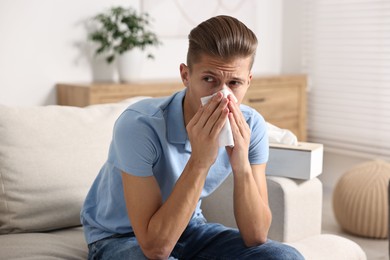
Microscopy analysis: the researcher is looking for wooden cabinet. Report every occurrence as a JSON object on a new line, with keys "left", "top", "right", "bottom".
{"left": 57, "top": 74, "right": 306, "bottom": 141}
{"left": 244, "top": 75, "right": 307, "bottom": 141}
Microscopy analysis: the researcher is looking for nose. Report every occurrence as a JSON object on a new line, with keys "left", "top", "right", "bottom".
{"left": 216, "top": 83, "right": 230, "bottom": 93}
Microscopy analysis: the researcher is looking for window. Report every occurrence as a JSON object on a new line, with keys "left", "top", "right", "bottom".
{"left": 302, "top": 0, "right": 390, "bottom": 158}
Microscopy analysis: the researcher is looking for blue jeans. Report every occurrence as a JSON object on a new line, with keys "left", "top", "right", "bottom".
{"left": 88, "top": 217, "right": 304, "bottom": 259}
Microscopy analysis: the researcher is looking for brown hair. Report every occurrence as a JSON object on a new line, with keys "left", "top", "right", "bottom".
{"left": 187, "top": 15, "right": 258, "bottom": 70}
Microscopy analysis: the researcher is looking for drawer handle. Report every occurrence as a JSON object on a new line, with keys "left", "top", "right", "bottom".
{"left": 248, "top": 98, "right": 266, "bottom": 103}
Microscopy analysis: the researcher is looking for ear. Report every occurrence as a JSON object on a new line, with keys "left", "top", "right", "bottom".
{"left": 248, "top": 72, "right": 253, "bottom": 85}
{"left": 180, "top": 63, "right": 190, "bottom": 87}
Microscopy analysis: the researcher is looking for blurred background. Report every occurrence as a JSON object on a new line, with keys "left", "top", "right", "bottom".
{"left": 0, "top": 0, "right": 388, "bottom": 258}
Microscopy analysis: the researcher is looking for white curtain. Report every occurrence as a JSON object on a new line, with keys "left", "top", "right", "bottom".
{"left": 302, "top": 0, "right": 390, "bottom": 158}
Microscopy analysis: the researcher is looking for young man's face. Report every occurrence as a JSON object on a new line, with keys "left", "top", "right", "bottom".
{"left": 180, "top": 54, "right": 253, "bottom": 119}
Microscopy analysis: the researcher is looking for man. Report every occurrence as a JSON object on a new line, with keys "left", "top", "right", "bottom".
{"left": 81, "top": 15, "right": 304, "bottom": 259}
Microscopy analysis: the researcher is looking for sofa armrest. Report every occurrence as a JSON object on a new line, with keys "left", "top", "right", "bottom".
{"left": 201, "top": 175, "right": 323, "bottom": 243}
{"left": 266, "top": 176, "right": 322, "bottom": 242}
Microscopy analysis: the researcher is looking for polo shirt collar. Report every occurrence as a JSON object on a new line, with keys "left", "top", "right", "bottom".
{"left": 167, "top": 89, "right": 188, "bottom": 145}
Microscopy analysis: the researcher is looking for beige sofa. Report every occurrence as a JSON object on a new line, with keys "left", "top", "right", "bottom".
{"left": 0, "top": 98, "right": 366, "bottom": 259}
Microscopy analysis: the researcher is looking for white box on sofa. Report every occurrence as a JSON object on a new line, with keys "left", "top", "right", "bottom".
{"left": 266, "top": 142, "right": 324, "bottom": 180}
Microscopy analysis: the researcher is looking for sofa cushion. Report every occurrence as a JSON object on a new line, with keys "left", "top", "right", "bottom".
{"left": 0, "top": 227, "right": 87, "bottom": 259}
{"left": 0, "top": 97, "right": 147, "bottom": 234}
{"left": 287, "top": 234, "right": 367, "bottom": 260}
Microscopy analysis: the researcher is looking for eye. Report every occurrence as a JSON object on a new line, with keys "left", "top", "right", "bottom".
{"left": 203, "top": 76, "right": 215, "bottom": 83}
{"left": 228, "top": 80, "right": 243, "bottom": 88}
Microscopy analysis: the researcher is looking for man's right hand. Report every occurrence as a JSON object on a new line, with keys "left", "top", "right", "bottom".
{"left": 186, "top": 91, "right": 229, "bottom": 169}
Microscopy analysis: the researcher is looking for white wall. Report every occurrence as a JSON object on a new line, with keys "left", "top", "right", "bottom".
{"left": 281, "top": 0, "right": 304, "bottom": 74}
{"left": 0, "top": 0, "right": 284, "bottom": 106}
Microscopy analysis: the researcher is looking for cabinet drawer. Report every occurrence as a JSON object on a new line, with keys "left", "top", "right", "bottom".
{"left": 243, "top": 86, "right": 300, "bottom": 120}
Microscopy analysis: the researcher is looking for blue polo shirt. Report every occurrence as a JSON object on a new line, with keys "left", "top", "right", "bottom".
{"left": 80, "top": 89, "right": 269, "bottom": 244}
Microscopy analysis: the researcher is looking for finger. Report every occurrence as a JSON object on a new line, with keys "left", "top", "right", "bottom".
{"left": 204, "top": 97, "right": 229, "bottom": 135}
{"left": 209, "top": 107, "right": 229, "bottom": 138}
{"left": 225, "top": 145, "right": 233, "bottom": 157}
{"left": 227, "top": 93, "right": 237, "bottom": 103}
{"left": 228, "top": 101, "right": 249, "bottom": 137}
{"left": 187, "top": 105, "right": 204, "bottom": 129}
{"left": 228, "top": 100, "right": 243, "bottom": 127}
{"left": 197, "top": 92, "right": 224, "bottom": 128}
{"left": 228, "top": 111, "right": 240, "bottom": 136}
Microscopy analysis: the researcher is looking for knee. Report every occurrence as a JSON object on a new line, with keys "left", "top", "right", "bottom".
{"left": 263, "top": 241, "right": 304, "bottom": 260}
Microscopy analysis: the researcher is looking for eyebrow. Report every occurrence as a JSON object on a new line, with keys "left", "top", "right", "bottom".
{"left": 201, "top": 70, "right": 245, "bottom": 82}
{"left": 201, "top": 70, "right": 219, "bottom": 76}
{"left": 231, "top": 77, "right": 245, "bottom": 82}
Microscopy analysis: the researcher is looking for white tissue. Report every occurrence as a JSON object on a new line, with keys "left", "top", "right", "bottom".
{"left": 267, "top": 122, "right": 298, "bottom": 146}
{"left": 200, "top": 89, "right": 238, "bottom": 147}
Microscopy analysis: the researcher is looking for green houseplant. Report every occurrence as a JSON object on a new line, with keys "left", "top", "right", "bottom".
{"left": 89, "top": 6, "right": 161, "bottom": 64}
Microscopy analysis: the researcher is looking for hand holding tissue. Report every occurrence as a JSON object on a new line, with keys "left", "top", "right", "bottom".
{"left": 200, "top": 89, "right": 238, "bottom": 147}
{"left": 199, "top": 90, "right": 324, "bottom": 180}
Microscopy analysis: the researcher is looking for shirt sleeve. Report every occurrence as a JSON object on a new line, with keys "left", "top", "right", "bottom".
{"left": 247, "top": 108, "right": 269, "bottom": 165}
{"left": 107, "top": 109, "right": 160, "bottom": 177}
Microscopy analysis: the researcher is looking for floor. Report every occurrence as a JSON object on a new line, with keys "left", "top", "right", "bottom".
{"left": 319, "top": 151, "right": 388, "bottom": 260}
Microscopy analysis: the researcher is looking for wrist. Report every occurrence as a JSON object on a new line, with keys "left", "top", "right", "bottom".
{"left": 232, "top": 162, "right": 252, "bottom": 177}
{"left": 187, "top": 156, "right": 212, "bottom": 174}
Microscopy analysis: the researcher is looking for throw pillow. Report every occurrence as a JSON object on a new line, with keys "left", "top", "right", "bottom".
{"left": 0, "top": 97, "right": 147, "bottom": 234}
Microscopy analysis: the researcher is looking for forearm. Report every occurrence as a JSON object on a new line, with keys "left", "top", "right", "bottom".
{"left": 136, "top": 93, "right": 228, "bottom": 258}
{"left": 142, "top": 158, "right": 209, "bottom": 257}
{"left": 233, "top": 168, "right": 272, "bottom": 246}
